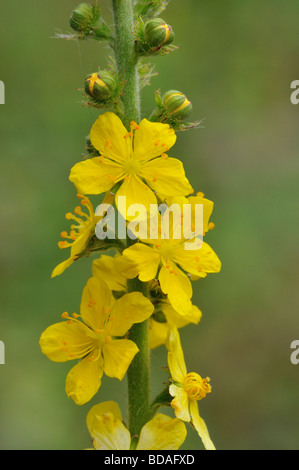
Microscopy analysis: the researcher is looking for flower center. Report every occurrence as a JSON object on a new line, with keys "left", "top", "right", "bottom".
{"left": 183, "top": 373, "right": 211, "bottom": 401}
{"left": 158, "top": 242, "right": 175, "bottom": 261}
{"left": 122, "top": 158, "right": 141, "bottom": 176}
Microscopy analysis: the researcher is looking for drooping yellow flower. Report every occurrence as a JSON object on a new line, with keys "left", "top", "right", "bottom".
{"left": 123, "top": 198, "right": 221, "bottom": 316}
{"left": 149, "top": 298, "right": 202, "bottom": 349}
{"left": 39, "top": 277, "right": 154, "bottom": 405}
{"left": 51, "top": 194, "right": 99, "bottom": 278}
{"left": 86, "top": 401, "right": 187, "bottom": 450}
{"left": 167, "top": 328, "right": 215, "bottom": 450}
{"left": 69, "top": 112, "right": 193, "bottom": 218}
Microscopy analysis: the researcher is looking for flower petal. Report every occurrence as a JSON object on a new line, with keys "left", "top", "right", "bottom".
{"left": 86, "top": 401, "right": 130, "bottom": 451}
{"left": 51, "top": 257, "right": 74, "bottom": 278}
{"left": 158, "top": 262, "right": 193, "bottom": 316}
{"left": 92, "top": 254, "right": 139, "bottom": 291}
{"left": 167, "top": 328, "right": 187, "bottom": 383}
{"left": 102, "top": 339, "right": 139, "bottom": 380}
{"left": 65, "top": 353, "right": 104, "bottom": 405}
{"left": 90, "top": 112, "right": 131, "bottom": 163}
{"left": 173, "top": 241, "right": 221, "bottom": 277}
{"left": 109, "top": 292, "right": 154, "bottom": 337}
{"left": 80, "top": 277, "right": 115, "bottom": 332}
{"left": 162, "top": 302, "right": 202, "bottom": 327}
{"left": 189, "top": 400, "right": 216, "bottom": 450}
{"left": 115, "top": 175, "right": 157, "bottom": 220}
{"left": 69, "top": 157, "right": 123, "bottom": 195}
{"left": 92, "top": 413, "right": 131, "bottom": 450}
{"left": 140, "top": 156, "right": 193, "bottom": 197}
{"left": 39, "top": 321, "right": 95, "bottom": 362}
{"left": 87, "top": 401, "right": 123, "bottom": 434}
{"left": 123, "top": 243, "right": 161, "bottom": 282}
{"left": 169, "top": 384, "right": 191, "bottom": 422}
{"left": 149, "top": 320, "right": 169, "bottom": 350}
{"left": 133, "top": 119, "right": 176, "bottom": 163}
{"left": 137, "top": 414, "right": 187, "bottom": 450}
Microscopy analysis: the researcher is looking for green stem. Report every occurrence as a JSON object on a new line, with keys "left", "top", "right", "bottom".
{"left": 126, "top": 278, "right": 152, "bottom": 437}
{"left": 112, "top": 0, "right": 151, "bottom": 437}
{"left": 112, "top": 0, "right": 140, "bottom": 128}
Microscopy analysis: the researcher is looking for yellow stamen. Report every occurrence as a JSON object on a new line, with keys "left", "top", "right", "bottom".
{"left": 184, "top": 373, "right": 211, "bottom": 401}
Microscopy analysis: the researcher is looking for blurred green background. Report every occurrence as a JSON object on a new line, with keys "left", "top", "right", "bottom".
{"left": 0, "top": 0, "right": 298, "bottom": 450}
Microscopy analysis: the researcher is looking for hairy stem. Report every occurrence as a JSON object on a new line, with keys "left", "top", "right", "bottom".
{"left": 112, "top": 0, "right": 140, "bottom": 128}
{"left": 112, "top": 0, "right": 151, "bottom": 437}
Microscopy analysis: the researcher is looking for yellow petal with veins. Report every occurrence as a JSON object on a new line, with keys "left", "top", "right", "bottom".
{"left": 102, "top": 339, "right": 139, "bottom": 381}
{"left": 109, "top": 292, "right": 154, "bottom": 337}
{"left": 65, "top": 353, "right": 104, "bottom": 405}
{"left": 140, "top": 156, "right": 193, "bottom": 197}
{"left": 90, "top": 112, "right": 131, "bottom": 163}
{"left": 69, "top": 157, "right": 124, "bottom": 195}
{"left": 133, "top": 118, "right": 176, "bottom": 163}
{"left": 137, "top": 414, "right": 187, "bottom": 450}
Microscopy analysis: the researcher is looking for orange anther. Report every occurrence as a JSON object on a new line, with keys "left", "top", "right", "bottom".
{"left": 58, "top": 241, "right": 68, "bottom": 249}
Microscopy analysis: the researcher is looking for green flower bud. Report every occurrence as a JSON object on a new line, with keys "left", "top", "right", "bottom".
{"left": 85, "top": 71, "right": 116, "bottom": 102}
{"left": 69, "top": 3, "right": 100, "bottom": 33}
{"left": 144, "top": 18, "right": 175, "bottom": 48}
{"left": 92, "top": 18, "right": 112, "bottom": 40}
{"left": 162, "top": 90, "right": 192, "bottom": 120}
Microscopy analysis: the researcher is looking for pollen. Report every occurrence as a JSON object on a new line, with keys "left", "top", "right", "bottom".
{"left": 130, "top": 121, "right": 139, "bottom": 130}
{"left": 74, "top": 206, "right": 83, "bottom": 215}
{"left": 58, "top": 241, "right": 69, "bottom": 249}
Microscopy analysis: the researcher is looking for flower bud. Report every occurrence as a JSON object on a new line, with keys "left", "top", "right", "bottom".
{"left": 69, "top": 3, "right": 100, "bottom": 33}
{"left": 162, "top": 90, "right": 192, "bottom": 120}
{"left": 85, "top": 71, "right": 116, "bottom": 102}
{"left": 144, "top": 18, "right": 175, "bottom": 49}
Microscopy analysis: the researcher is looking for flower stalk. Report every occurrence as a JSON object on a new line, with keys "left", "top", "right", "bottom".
{"left": 112, "top": 0, "right": 151, "bottom": 437}
{"left": 112, "top": 0, "right": 140, "bottom": 128}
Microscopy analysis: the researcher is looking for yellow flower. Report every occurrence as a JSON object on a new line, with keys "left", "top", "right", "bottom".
{"left": 86, "top": 401, "right": 187, "bottom": 450}
{"left": 39, "top": 277, "right": 154, "bottom": 405}
{"left": 69, "top": 112, "right": 193, "bottom": 218}
{"left": 51, "top": 194, "right": 98, "bottom": 278}
{"left": 149, "top": 300, "right": 202, "bottom": 349}
{"left": 123, "top": 199, "right": 221, "bottom": 316}
{"left": 92, "top": 254, "right": 139, "bottom": 291}
{"left": 167, "top": 328, "right": 215, "bottom": 450}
